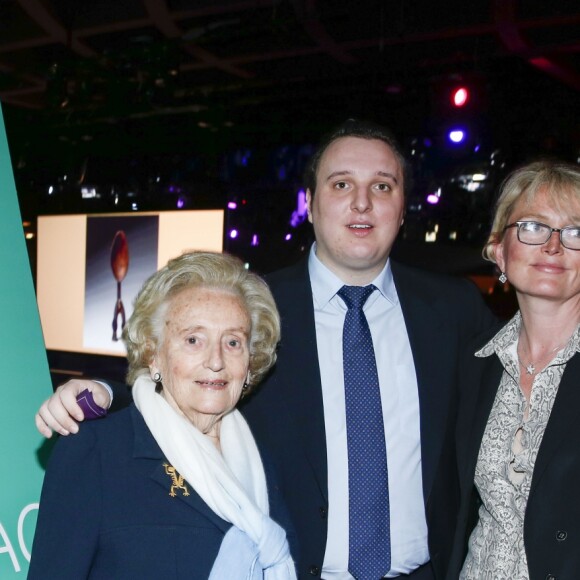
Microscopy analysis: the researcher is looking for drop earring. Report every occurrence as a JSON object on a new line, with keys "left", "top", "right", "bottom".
{"left": 499, "top": 272, "right": 507, "bottom": 284}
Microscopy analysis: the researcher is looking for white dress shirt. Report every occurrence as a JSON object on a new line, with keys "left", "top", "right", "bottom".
{"left": 308, "top": 245, "right": 429, "bottom": 578}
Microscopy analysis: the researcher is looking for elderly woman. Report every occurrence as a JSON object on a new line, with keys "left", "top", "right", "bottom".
{"left": 448, "top": 160, "right": 580, "bottom": 579}
{"left": 29, "top": 251, "right": 296, "bottom": 579}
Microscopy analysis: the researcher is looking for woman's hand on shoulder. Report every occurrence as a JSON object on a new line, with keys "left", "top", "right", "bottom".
{"left": 35, "top": 379, "right": 111, "bottom": 438}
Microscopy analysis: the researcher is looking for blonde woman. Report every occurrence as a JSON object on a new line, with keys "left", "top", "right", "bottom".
{"left": 449, "top": 161, "right": 580, "bottom": 579}
{"left": 29, "top": 252, "right": 296, "bottom": 579}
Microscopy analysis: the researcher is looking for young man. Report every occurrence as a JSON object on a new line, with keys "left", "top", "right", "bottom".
{"left": 36, "top": 120, "right": 496, "bottom": 579}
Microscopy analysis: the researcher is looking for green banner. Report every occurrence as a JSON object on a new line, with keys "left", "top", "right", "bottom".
{"left": 0, "top": 105, "right": 52, "bottom": 576}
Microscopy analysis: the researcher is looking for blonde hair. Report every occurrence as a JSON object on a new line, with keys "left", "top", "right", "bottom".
{"left": 484, "top": 160, "right": 580, "bottom": 263}
{"left": 123, "top": 251, "right": 280, "bottom": 394}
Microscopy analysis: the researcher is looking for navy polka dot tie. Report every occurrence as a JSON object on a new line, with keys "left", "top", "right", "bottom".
{"left": 338, "top": 285, "right": 390, "bottom": 580}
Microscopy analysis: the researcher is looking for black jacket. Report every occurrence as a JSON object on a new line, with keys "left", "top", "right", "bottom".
{"left": 448, "top": 324, "right": 580, "bottom": 580}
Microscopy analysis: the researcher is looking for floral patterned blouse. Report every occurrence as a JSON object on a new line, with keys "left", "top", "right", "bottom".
{"left": 460, "top": 311, "right": 580, "bottom": 580}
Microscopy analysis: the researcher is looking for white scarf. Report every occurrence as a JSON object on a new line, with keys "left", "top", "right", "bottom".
{"left": 132, "top": 375, "right": 296, "bottom": 580}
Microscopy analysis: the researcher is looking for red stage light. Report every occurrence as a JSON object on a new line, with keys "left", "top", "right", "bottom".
{"left": 451, "top": 87, "right": 469, "bottom": 107}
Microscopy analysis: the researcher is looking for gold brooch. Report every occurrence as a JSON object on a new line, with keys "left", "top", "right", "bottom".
{"left": 163, "top": 463, "right": 190, "bottom": 497}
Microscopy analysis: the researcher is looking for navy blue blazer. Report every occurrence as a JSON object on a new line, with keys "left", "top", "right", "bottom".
{"left": 447, "top": 326, "right": 580, "bottom": 580}
{"left": 240, "top": 257, "right": 496, "bottom": 579}
{"left": 102, "top": 256, "right": 496, "bottom": 579}
{"left": 29, "top": 404, "right": 296, "bottom": 579}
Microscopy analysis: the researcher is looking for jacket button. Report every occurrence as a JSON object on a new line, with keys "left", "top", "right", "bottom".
{"left": 319, "top": 507, "right": 327, "bottom": 519}
{"left": 556, "top": 530, "right": 567, "bottom": 541}
{"left": 309, "top": 565, "right": 320, "bottom": 576}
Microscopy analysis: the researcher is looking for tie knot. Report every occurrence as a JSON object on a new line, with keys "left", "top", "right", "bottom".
{"left": 338, "top": 285, "right": 376, "bottom": 310}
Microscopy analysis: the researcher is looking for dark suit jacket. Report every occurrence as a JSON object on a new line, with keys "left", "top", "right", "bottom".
{"left": 448, "top": 325, "right": 580, "bottom": 579}
{"left": 239, "top": 257, "right": 496, "bottom": 579}
{"left": 29, "top": 404, "right": 295, "bottom": 579}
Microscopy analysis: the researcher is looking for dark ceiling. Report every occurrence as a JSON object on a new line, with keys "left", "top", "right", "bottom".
{"left": 0, "top": 0, "right": 578, "bottom": 160}
{"left": 0, "top": 0, "right": 578, "bottom": 284}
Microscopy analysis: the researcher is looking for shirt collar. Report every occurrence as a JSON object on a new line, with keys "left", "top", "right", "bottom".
{"left": 476, "top": 310, "right": 580, "bottom": 362}
{"left": 476, "top": 311, "right": 522, "bottom": 358}
{"left": 307, "top": 243, "right": 398, "bottom": 309}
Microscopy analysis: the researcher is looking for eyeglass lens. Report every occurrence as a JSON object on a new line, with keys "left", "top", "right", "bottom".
{"left": 518, "top": 222, "right": 580, "bottom": 250}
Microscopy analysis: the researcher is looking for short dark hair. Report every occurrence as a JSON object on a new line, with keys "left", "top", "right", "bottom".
{"left": 304, "top": 119, "right": 407, "bottom": 197}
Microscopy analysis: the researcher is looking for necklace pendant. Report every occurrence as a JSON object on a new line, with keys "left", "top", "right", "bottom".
{"left": 526, "top": 363, "right": 535, "bottom": 375}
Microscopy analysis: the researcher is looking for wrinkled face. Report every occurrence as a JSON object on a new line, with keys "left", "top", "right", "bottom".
{"left": 495, "top": 188, "right": 580, "bottom": 305}
{"left": 307, "top": 136, "right": 405, "bottom": 284}
{"left": 151, "top": 286, "right": 251, "bottom": 436}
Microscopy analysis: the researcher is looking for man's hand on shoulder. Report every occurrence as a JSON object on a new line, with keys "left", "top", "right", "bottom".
{"left": 35, "top": 379, "right": 111, "bottom": 438}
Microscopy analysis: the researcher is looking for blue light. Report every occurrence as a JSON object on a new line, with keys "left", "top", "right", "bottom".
{"left": 229, "top": 229, "right": 238, "bottom": 239}
{"left": 448, "top": 129, "right": 466, "bottom": 144}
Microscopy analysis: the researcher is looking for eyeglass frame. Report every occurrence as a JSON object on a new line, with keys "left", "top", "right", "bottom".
{"left": 504, "top": 220, "right": 580, "bottom": 251}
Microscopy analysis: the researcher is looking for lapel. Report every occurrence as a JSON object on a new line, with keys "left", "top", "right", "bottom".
{"left": 129, "top": 405, "right": 231, "bottom": 534}
{"left": 457, "top": 345, "right": 580, "bottom": 498}
{"left": 457, "top": 350, "right": 503, "bottom": 490}
{"left": 391, "top": 262, "right": 458, "bottom": 501}
{"left": 529, "top": 353, "right": 580, "bottom": 498}
{"left": 268, "top": 258, "right": 329, "bottom": 501}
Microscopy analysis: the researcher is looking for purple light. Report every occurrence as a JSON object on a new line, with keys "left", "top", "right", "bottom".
{"left": 285, "top": 233, "right": 292, "bottom": 241}
{"left": 177, "top": 197, "right": 185, "bottom": 209}
{"left": 227, "top": 201, "right": 237, "bottom": 210}
{"left": 290, "top": 189, "right": 308, "bottom": 227}
{"left": 251, "top": 234, "right": 259, "bottom": 246}
{"left": 426, "top": 187, "right": 442, "bottom": 205}
{"left": 229, "top": 229, "right": 238, "bottom": 239}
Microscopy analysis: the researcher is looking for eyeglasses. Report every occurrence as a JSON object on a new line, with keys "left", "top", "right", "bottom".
{"left": 504, "top": 221, "right": 580, "bottom": 251}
